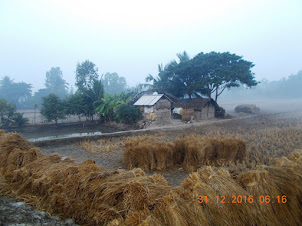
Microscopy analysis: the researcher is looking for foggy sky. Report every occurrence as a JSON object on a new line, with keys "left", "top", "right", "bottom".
{"left": 0, "top": 0, "right": 301, "bottom": 92}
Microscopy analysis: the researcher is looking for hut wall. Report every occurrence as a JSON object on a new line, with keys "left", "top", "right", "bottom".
{"left": 154, "top": 109, "right": 171, "bottom": 124}
{"left": 144, "top": 106, "right": 154, "bottom": 113}
{"left": 155, "top": 99, "right": 171, "bottom": 110}
{"left": 201, "top": 105, "right": 215, "bottom": 119}
{"left": 194, "top": 110, "right": 201, "bottom": 121}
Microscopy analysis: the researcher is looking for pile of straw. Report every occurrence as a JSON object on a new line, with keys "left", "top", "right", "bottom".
{"left": 1, "top": 131, "right": 302, "bottom": 225}
{"left": 0, "top": 132, "right": 174, "bottom": 225}
{"left": 124, "top": 135, "right": 247, "bottom": 172}
{"left": 124, "top": 136, "right": 175, "bottom": 171}
{"left": 181, "top": 108, "right": 194, "bottom": 121}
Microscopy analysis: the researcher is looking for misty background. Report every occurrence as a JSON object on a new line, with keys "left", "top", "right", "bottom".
{"left": 0, "top": 0, "right": 301, "bottom": 112}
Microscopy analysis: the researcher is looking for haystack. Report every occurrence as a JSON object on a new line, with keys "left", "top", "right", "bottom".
{"left": 124, "top": 136, "right": 174, "bottom": 171}
{"left": 181, "top": 108, "right": 194, "bottom": 121}
{"left": 234, "top": 104, "right": 260, "bottom": 114}
{"left": 237, "top": 164, "right": 302, "bottom": 225}
{"left": 1, "top": 131, "right": 302, "bottom": 225}
{"left": 0, "top": 132, "right": 175, "bottom": 225}
{"left": 124, "top": 135, "right": 247, "bottom": 172}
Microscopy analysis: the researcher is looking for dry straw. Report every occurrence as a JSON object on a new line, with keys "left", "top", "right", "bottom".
{"left": 124, "top": 135, "right": 247, "bottom": 172}
{"left": 1, "top": 130, "right": 302, "bottom": 225}
{"left": 181, "top": 108, "right": 194, "bottom": 121}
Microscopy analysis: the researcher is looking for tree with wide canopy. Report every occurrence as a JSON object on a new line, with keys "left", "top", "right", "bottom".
{"left": 146, "top": 51, "right": 258, "bottom": 102}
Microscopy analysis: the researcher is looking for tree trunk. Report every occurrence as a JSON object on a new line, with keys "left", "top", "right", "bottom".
{"left": 207, "top": 89, "right": 211, "bottom": 99}
{"left": 215, "top": 88, "right": 218, "bottom": 102}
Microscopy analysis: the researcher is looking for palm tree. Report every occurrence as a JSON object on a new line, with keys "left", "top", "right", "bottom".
{"left": 144, "top": 51, "right": 190, "bottom": 95}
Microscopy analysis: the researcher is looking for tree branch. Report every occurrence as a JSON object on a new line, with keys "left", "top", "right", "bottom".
{"left": 217, "top": 85, "right": 227, "bottom": 96}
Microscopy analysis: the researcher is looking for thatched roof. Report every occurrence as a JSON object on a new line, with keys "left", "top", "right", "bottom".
{"left": 173, "top": 98, "right": 216, "bottom": 110}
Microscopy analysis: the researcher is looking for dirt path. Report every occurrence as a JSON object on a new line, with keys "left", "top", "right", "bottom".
{"left": 0, "top": 196, "right": 77, "bottom": 225}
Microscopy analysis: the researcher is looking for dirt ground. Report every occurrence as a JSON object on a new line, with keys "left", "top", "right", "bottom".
{"left": 1, "top": 110, "right": 302, "bottom": 225}
{"left": 0, "top": 196, "right": 77, "bottom": 226}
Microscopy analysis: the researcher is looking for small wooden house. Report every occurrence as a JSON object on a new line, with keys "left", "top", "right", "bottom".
{"left": 133, "top": 93, "right": 173, "bottom": 124}
{"left": 173, "top": 98, "right": 216, "bottom": 121}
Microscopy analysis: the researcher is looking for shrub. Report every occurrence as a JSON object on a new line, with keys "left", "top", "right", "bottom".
{"left": 115, "top": 104, "right": 142, "bottom": 124}
{"left": 12, "top": 112, "right": 29, "bottom": 127}
{"left": 215, "top": 106, "right": 226, "bottom": 118}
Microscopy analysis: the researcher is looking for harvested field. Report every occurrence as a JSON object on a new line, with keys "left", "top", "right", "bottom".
{"left": 1, "top": 112, "right": 302, "bottom": 225}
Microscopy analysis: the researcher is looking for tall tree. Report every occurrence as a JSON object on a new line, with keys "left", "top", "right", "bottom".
{"left": 102, "top": 72, "right": 127, "bottom": 95}
{"left": 146, "top": 51, "right": 258, "bottom": 102}
{"left": 0, "top": 76, "right": 32, "bottom": 109}
{"left": 32, "top": 88, "right": 50, "bottom": 108}
{"left": 84, "top": 79, "right": 104, "bottom": 108}
{"left": 145, "top": 51, "right": 190, "bottom": 97}
{"left": 45, "top": 67, "right": 68, "bottom": 98}
{"left": 75, "top": 60, "right": 99, "bottom": 92}
{"left": 65, "top": 79, "right": 104, "bottom": 121}
{"left": 186, "top": 52, "right": 258, "bottom": 101}
{"left": 40, "top": 94, "right": 65, "bottom": 124}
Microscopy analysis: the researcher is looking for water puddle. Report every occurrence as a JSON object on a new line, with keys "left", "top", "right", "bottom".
{"left": 28, "top": 131, "right": 102, "bottom": 142}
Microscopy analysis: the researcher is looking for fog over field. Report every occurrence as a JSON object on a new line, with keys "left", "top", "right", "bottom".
{"left": 0, "top": 0, "right": 302, "bottom": 92}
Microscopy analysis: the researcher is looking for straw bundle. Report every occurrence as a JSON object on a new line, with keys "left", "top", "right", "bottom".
{"left": 1, "top": 131, "right": 302, "bottom": 225}
{"left": 0, "top": 132, "right": 175, "bottom": 225}
{"left": 181, "top": 108, "right": 194, "bottom": 121}
{"left": 181, "top": 166, "right": 262, "bottom": 225}
{"left": 124, "top": 135, "right": 247, "bottom": 172}
{"left": 124, "top": 136, "right": 174, "bottom": 171}
{"left": 237, "top": 163, "right": 302, "bottom": 225}
{"left": 0, "top": 132, "right": 37, "bottom": 174}
{"left": 180, "top": 136, "right": 246, "bottom": 171}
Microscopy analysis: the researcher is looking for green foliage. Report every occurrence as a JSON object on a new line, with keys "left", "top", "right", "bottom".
{"left": 65, "top": 79, "right": 104, "bottom": 120}
{"left": 0, "top": 76, "right": 32, "bottom": 109}
{"left": 102, "top": 72, "right": 127, "bottom": 95}
{"left": 64, "top": 93, "right": 84, "bottom": 117}
{"left": 0, "top": 98, "right": 28, "bottom": 128}
{"left": 32, "top": 88, "right": 49, "bottom": 109}
{"left": 146, "top": 51, "right": 258, "bottom": 102}
{"left": 12, "top": 112, "right": 29, "bottom": 127}
{"left": 40, "top": 94, "right": 65, "bottom": 124}
{"left": 185, "top": 52, "right": 257, "bottom": 101}
{"left": 45, "top": 67, "right": 69, "bottom": 98}
{"left": 96, "top": 93, "right": 130, "bottom": 122}
{"left": 83, "top": 79, "right": 104, "bottom": 109}
{"left": 115, "top": 104, "right": 142, "bottom": 124}
{"left": 76, "top": 60, "right": 99, "bottom": 92}
{"left": 33, "top": 67, "right": 69, "bottom": 109}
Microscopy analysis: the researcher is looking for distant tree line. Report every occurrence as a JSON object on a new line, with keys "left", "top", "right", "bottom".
{"left": 0, "top": 60, "right": 134, "bottom": 127}
{"left": 3, "top": 51, "right": 300, "bottom": 127}
{"left": 221, "top": 70, "right": 302, "bottom": 99}
{"left": 39, "top": 60, "right": 140, "bottom": 125}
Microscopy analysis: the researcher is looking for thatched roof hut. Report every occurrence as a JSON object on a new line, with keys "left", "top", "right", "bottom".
{"left": 173, "top": 98, "right": 216, "bottom": 110}
{"left": 173, "top": 98, "right": 218, "bottom": 120}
